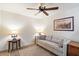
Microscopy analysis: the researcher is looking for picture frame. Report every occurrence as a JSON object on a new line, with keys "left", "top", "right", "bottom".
{"left": 54, "top": 16, "right": 74, "bottom": 31}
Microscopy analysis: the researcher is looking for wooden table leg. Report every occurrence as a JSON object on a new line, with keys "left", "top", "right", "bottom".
{"left": 16, "top": 41, "right": 18, "bottom": 49}
{"left": 8, "top": 41, "right": 10, "bottom": 52}
{"left": 12, "top": 42, "right": 13, "bottom": 51}
{"left": 18, "top": 39, "right": 21, "bottom": 49}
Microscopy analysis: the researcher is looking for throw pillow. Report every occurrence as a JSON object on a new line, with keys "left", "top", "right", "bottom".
{"left": 46, "top": 36, "right": 53, "bottom": 41}
{"left": 39, "top": 35, "right": 46, "bottom": 40}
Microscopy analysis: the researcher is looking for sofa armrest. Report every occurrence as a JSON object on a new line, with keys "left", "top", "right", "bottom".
{"left": 62, "top": 39, "right": 71, "bottom": 56}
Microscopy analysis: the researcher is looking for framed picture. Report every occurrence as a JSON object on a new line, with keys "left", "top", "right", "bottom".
{"left": 54, "top": 16, "right": 74, "bottom": 31}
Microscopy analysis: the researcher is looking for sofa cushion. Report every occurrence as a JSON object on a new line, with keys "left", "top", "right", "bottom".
{"left": 51, "top": 38, "right": 64, "bottom": 48}
{"left": 37, "top": 40, "right": 63, "bottom": 52}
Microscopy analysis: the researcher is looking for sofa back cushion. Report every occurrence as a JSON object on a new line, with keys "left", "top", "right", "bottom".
{"left": 51, "top": 38, "right": 64, "bottom": 48}
{"left": 39, "top": 35, "right": 46, "bottom": 40}
{"left": 46, "top": 35, "right": 53, "bottom": 41}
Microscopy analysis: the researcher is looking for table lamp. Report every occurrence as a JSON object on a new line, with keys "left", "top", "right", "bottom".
{"left": 11, "top": 34, "right": 17, "bottom": 40}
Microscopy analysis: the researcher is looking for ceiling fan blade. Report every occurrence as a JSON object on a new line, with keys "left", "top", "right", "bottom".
{"left": 35, "top": 11, "right": 41, "bottom": 15}
{"left": 44, "top": 7, "right": 59, "bottom": 10}
{"left": 42, "top": 10, "right": 48, "bottom": 16}
{"left": 27, "top": 8, "right": 39, "bottom": 10}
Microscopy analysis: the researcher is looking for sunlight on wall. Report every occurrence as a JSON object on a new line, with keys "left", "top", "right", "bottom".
{"left": 6, "top": 24, "right": 23, "bottom": 34}
{"left": 34, "top": 24, "right": 46, "bottom": 33}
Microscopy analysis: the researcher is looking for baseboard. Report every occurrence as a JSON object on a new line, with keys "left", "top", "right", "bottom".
{"left": 0, "top": 42, "right": 35, "bottom": 53}
{"left": 0, "top": 49, "right": 8, "bottom": 53}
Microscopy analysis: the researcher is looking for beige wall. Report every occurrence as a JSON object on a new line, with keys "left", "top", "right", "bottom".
{"left": 53, "top": 6, "right": 79, "bottom": 42}
{"left": 0, "top": 10, "right": 53, "bottom": 51}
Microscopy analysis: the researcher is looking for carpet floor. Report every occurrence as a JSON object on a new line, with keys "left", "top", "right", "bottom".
{"left": 0, "top": 45, "right": 55, "bottom": 56}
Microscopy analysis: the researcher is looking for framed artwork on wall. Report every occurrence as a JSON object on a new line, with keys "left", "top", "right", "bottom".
{"left": 54, "top": 16, "right": 74, "bottom": 31}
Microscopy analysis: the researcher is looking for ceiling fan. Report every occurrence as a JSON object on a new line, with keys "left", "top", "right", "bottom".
{"left": 26, "top": 3, "right": 59, "bottom": 16}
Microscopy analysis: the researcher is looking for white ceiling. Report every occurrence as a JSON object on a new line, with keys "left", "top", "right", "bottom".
{"left": 0, "top": 3, "right": 79, "bottom": 18}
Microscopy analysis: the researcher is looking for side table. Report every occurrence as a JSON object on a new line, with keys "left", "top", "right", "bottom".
{"left": 8, "top": 39, "right": 21, "bottom": 52}
{"left": 67, "top": 41, "right": 79, "bottom": 56}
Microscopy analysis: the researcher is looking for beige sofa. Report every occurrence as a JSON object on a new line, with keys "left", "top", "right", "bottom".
{"left": 36, "top": 35, "right": 70, "bottom": 56}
